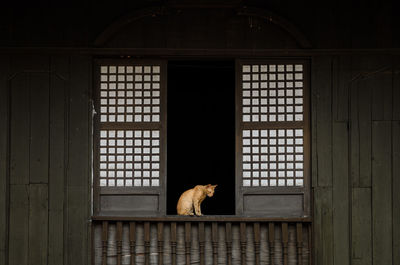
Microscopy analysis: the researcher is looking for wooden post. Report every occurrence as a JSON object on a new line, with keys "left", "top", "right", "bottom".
{"left": 198, "top": 222, "right": 205, "bottom": 265}
{"left": 157, "top": 222, "right": 164, "bottom": 265}
{"left": 116, "top": 222, "right": 123, "bottom": 265}
{"left": 254, "top": 223, "right": 261, "bottom": 265}
{"left": 296, "top": 223, "right": 303, "bottom": 265}
{"left": 102, "top": 221, "right": 108, "bottom": 265}
{"left": 185, "top": 222, "right": 191, "bottom": 265}
{"left": 282, "top": 223, "right": 288, "bottom": 265}
{"left": 129, "top": 222, "right": 136, "bottom": 265}
{"left": 225, "top": 222, "right": 232, "bottom": 265}
{"left": 171, "top": 222, "right": 177, "bottom": 265}
{"left": 144, "top": 222, "right": 150, "bottom": 265}
{"left": 212, "top": 222, "right": 218, "bottom": 265}
{"left": 269, "top": 222, "right": 275, "bottom": 265}
{"left": 240, "top": 222, "right": 247, "bottom": 265}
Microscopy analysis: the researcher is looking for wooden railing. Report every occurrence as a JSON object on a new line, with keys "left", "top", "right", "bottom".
{"left": 92, "top": 216, "right": 312, "bottom": 265}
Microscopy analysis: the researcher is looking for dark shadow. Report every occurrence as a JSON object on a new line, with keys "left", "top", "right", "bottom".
{"left": 167, "top": 60, "right": 236, "bottom": 215}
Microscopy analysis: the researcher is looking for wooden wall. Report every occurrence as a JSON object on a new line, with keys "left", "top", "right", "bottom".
{"left": 311, "top": 54, "right": 400, "bottom": 265}
{"left": 1, "top": 0, "right": 399, "bottom": 48}
{"left": 1, "top": 52, "right": 399, "bottom": 265}
{"left": 0, "top": 54, "right": 92, "bottom": 265}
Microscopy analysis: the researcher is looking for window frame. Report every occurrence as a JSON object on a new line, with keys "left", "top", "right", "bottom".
{"left": 92, "top": 57, "right": 311, "bottom": 217}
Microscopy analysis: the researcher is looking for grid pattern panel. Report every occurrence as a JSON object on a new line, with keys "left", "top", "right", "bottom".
{"left": 99, "top": 129, "right": 160, "bottom": 187}
{"left": 100, "top": 65, "right": 161, "bottom": 123}
{"left": 242, "top": 64, "right": 304, "bottom": 122}
{"left": 242, "top": 129, "right": 304, "bottom": 187}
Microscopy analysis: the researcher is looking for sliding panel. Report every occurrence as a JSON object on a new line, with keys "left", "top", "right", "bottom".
{"left": 94, "top": 60, "right": 167, "bottom": 216}
{"left": 236, "top": 59, "right": 310, "bottom": 217}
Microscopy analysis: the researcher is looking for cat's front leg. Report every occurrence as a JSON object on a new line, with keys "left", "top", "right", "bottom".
{"left": 194, "top": 200, "right": 203, "bottom": 216}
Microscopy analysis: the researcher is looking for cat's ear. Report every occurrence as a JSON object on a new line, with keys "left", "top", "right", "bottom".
{"left": 212, "top": 184, "right": 217, "bottom": 189}
{"left": 206, "top": 184, "right": 212, "bottom": 187}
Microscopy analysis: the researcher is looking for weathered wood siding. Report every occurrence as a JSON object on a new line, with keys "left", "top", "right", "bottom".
{"left": 311, "top": 54, "right": 400, "bottom": 265}
{"left": 0, "top": 54, "right": 92, "bottom": 265}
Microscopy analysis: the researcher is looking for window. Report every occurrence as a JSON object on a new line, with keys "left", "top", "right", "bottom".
{"left": 236, "top": 60, "right": 310, "bottom": 216}
{"left": 93, "top": 59, "right": 310, "bottom": 217}
{"left": 94, "top": 60, "right": 167, "bottom": 216}
{"left": 166, "top": 61, "right": 236, "bottom": 215}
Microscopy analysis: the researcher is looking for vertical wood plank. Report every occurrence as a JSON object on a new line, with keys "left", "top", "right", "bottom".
{"left": 225, "top": 223, "right": 232, "bottom": 265}
{"left": 371, "top": 59, "right": 385, "bottom": 121}
{"left": 382, "top": 62, "right": 393, "bottom": 121}
{"left": 198, "top": 222, "right": 205, "bottom": 265}
{"left": 102, "top": 221, "right": 108, "bottom": 265}
{"left": 372, "top": 121, "right": 392, "bottom": 265}
{"left": 393, "top": 59, "right": 400, "bottom": 120}
{"left": 27, "top": 67, "right": 50, "bottom": 265}
{"left": 29, "top": 72, "right": 49, "bottom": 184}
{"left": 333, "top": 55, "right": 351, "bottom": 122}
{"left": 171, "top": 222, "right": 177, "bottom": 265}
{"left": 281, "top": 223, "right": 288, "bottom": 265}
{"left": 129, "top": 222, "right": 136, "bottom": 265}
{"left": 9, "top": 55, "right": 50, "bottom": 265}
{"left": 350, "top": 74, "right": 360, "bottom": 187}
{"left": 313, "top": 187, "right": 333, "bottom": 265}
{"left": 211, "top": 222, "right": 218, "bottom": 265}
{"left": 185, "top": 222, "right": 191, "bottom": 265}
{"left": 355, "top": 64, "right": 373, "bottom": 187}
{"left": 393, "top": 122, "right": 400, "bottom": 265}
{"left": 8, "top": 57, "right": 31, "bottom": 265}
{"left": 332, "top": 122, "right": 350, "bottom": 265}
{"left": 67, "top": 55, "right": 90, "bottom": 265}
{"left": 0, "top": 54, "right": 10, "bottom": 265}
{"left": 8, "top": 185, "right": 29, "bottom": 265}
{"left": 351, "top": 56, "right": 376, "bottom": 187}
{"left": 351, "top": 188, "right": 372, "bottom": 265}
{"left": 48, "top": 55, "right": 69, "bottom": 265}
{"left": 253, "top": 223, "right": 260, "bottom": 265}
{"left": 116, "top": 222, "right": 123, "bottom": 265}
{"left": 9, "top": 72, "right": 30, "bottom": 186}
{"left": 371, "top": 57, "right": 393, "bottom": 121}
{"left": 313, "top": 56, "right": 333, "bottom": 187}
{"left": 144, "top": 222, "right": 150, "bottom": 265}
{"left": 28, "top": 184, "right": 49, "bottom": 265}
{"left": 268, "top": 223, "right": 275, "bottom": 265}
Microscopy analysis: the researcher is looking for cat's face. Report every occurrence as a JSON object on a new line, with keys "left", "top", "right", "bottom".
{"left": 206, "top": 184, "right": 217, "bottom": 197}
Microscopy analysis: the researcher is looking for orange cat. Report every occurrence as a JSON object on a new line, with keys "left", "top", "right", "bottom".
{"left": 177, "top": 184, "right": 217, "bottom": 216}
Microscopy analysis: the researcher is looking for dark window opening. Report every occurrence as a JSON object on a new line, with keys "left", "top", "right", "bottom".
{"left": 167, "top": 60, "right": 236, "bottom": 215}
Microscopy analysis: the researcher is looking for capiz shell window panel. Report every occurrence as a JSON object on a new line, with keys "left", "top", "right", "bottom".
{"left": 242, "top": 128, "right": 304, "bottom": 187}
{"left": 241, "top": 64, "right": 304, "bottom": 123}
{"left": 100, "top": 65, "right": 161, "bottom": 123}
{"left": 97, "top": 62, "right": 165, "bottom": 188}
{"left": 94, "top": 60, "right": 166, "bottom": 216}
{"left": 236, "top": 60, "right": 310, "bottom": 217}
{"left": 99, "top": 129, "right": 161, "bottom": 187}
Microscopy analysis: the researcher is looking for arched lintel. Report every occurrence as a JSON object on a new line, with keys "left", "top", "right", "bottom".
{"left": 236, "top": 6, "right": 312, "bottom": 49}
{"left": 94, "top": 6, "right": 167, "bottom": 47}
{"left": 94, "top": 5, "right": 312, "bottom": 49}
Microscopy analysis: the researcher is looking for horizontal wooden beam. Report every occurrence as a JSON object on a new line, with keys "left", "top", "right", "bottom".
{"left": 1, "top": 47, "right": 400, "bottom": 56}
{"left": 91, "top": 215, "right": 312, "bottom": 222}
